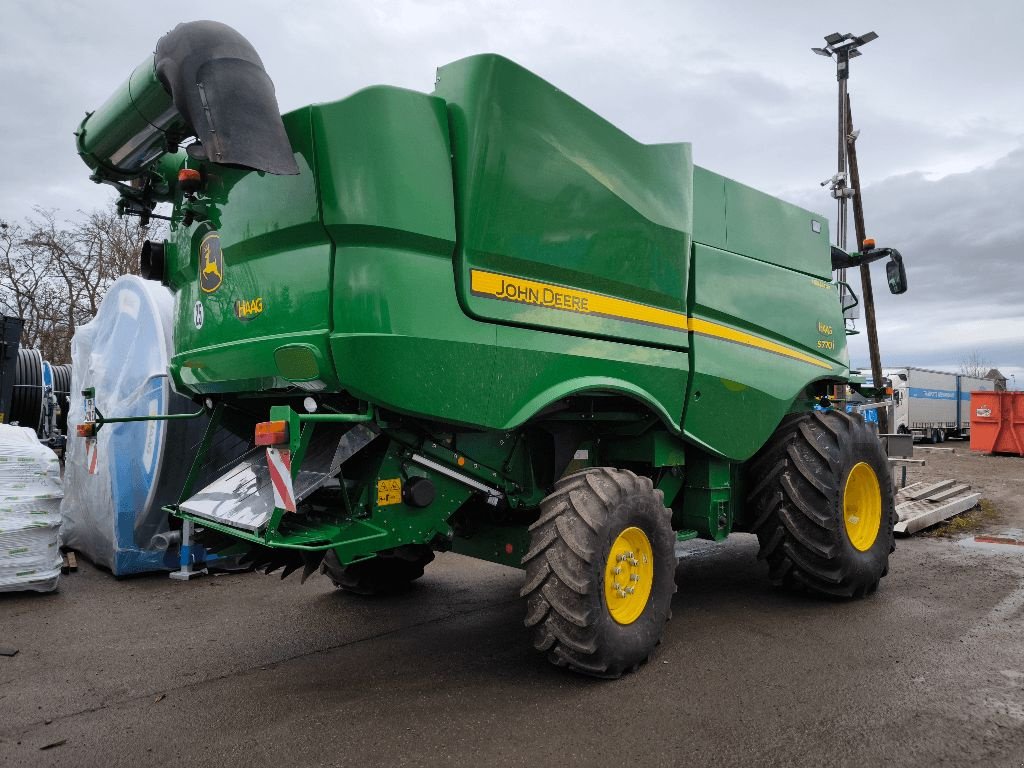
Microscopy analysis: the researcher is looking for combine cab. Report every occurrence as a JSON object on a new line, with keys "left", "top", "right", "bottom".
{"left": 76, "top": 21, "right": 906, "bottom": 677}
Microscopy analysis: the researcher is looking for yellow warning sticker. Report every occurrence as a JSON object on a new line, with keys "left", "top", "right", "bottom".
{"left": 376, "top": 478, "right": 402, "bottom": 506}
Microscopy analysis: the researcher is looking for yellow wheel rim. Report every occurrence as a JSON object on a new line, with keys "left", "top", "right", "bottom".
{"left": 843, "top": 462, "right": 882, "bottom": 551}
{"left": 603, "top": 526, "right": 654, "bottom": 625}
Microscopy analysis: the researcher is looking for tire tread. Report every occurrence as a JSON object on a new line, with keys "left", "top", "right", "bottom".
{"left": 746, "top": 409, "right": 895, "bottom": 597}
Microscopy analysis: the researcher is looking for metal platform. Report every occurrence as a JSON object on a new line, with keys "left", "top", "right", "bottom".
{"left": 894, "top": 479, "right": 980, "bottom": 535}
{"left": 179, "top": 424, "right": 378, "bottom": 531}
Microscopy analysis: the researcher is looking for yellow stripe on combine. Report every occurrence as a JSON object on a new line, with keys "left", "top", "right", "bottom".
{"left": 470, "top": 269, "right": 688, "bottom": 331}
{"left": 469, "top": 269, "right": 833, "bottom": 370}
{"left": 688, "top": 317, "right": 833, "bottom": 370}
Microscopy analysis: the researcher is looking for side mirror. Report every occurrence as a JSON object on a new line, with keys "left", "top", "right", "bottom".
{"left": 886, "top": 257, "right": 908, "bottom": 295}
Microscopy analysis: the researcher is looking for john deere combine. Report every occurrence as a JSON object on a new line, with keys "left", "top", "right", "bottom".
{"left": 76, "top": 21, "right": 908, "bottom": 677}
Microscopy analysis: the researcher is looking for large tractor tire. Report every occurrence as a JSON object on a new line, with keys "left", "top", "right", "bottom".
{"left": 321, "top": 545, "right": 435, "bottom": 595}
{"left": 746, "top": 409, "right": 895, "bottom": 597}
{"left": 521, "top": 467, "right": 677, "bottom": 678}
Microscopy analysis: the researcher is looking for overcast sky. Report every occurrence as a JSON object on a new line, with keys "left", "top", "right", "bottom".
{"left": 2, "top": 0, "right": 1021, "bottom": 385}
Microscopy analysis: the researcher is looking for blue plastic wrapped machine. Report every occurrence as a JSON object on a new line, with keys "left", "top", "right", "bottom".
{"left": 61, "top": 275, "right": 205, "bottom": 575}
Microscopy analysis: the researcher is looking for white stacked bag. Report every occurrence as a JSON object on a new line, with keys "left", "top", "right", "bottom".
{"left": 0, "top": 423, "right": 63, "bottom": 593}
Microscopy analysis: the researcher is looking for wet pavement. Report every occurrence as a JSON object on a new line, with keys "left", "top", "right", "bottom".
{"left": 2, "top": 533, "right": 1023, "bottom": 767}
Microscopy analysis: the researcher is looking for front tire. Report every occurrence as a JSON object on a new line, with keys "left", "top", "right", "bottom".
{"left": 745, "top": 410, "right": 895, "bottom": 597}
{"left": 521, "top": 467, "right": 677, "bottom": 678}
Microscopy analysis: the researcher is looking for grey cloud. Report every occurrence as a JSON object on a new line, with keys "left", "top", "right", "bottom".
{"left": 1, "top": 0, "right": 1021, "bottom": 380}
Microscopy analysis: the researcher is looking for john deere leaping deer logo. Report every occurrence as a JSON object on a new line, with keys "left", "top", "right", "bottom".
{"left": 199, "top": 232, "right": 224, "bottom": 293}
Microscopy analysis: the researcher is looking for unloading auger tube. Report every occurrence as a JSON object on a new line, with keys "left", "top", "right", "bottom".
{"left": 74, "top": 20, "right": 297, "bottom": 218}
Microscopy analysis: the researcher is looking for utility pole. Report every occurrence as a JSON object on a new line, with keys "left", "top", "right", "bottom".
{"left": 813, "top": 31, "right": 888, "bottom": 431}
{"left": 845, "top": 95, "right": 888, "bottom": 432}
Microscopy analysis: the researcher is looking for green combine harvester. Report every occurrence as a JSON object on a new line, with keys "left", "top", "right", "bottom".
{"left": 76, "top": 21, "right": 908, "bottom": 677}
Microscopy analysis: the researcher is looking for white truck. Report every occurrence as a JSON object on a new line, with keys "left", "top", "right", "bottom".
{"left": 887, "top": 367, "right": 994, "bottom": 442}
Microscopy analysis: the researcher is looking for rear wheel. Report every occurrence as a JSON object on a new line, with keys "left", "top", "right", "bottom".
{"left": 521, "top": 467, "right": 677, "bottom": 678}
{"left": 745, "top": 410, "right": 895, "bottom": 597}
{"left": 321, "top": 545, "right": 434, "bottom": 595}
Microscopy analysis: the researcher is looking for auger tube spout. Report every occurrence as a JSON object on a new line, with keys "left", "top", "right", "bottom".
{"left": 76, "top": 20, "right": 298, "bottom": 183}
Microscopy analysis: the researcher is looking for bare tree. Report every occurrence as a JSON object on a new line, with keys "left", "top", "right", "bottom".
{"left": 0, "top": 207, "right": 163, "bottom": 364}
{"left": 958, "top": 351, "right": 992, "bottom": 379}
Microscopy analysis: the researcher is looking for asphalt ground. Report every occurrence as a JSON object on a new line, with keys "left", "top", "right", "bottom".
{"left": 2, "top": 530, "right": 1023, "bottom": 768}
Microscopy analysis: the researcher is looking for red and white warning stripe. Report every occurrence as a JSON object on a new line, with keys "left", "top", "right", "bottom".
{"left": 86, "top": 440, "right": 99, "bottom": 475}
{"left": 266, "top": 447, "right": 296, "bottom": 512}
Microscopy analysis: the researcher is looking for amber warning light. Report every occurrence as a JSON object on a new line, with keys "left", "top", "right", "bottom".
{"left": 255, "top": 420, "right": 289, "bottom": 446}
{"left": 178, "top": 168, "right": 203, "bottom": 194}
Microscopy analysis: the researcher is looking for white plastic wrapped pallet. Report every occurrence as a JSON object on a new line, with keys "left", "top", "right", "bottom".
{"left": 0, "top": 423, "right": 63, "bottom": 593}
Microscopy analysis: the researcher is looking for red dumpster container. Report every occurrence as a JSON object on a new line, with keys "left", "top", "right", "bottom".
{"left": 970, "top": 391, "right": 1024, "bottom": 456}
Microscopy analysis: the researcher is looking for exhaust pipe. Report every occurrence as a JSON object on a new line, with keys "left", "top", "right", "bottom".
{"left": 76, "top": 20, "right": 298, "bottom": 182}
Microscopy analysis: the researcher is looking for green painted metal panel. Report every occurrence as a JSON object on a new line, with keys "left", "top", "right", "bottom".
{"left": 673, "top": 452, "right": 732, "bottom": 540}
{"left": 168, "top": 108, "right": 332, "bottom": 395}
{"left": 329, "top": 245, "right": 688, "bottom": 430}
{"left": 692, "top": 166, "right": 726, "bottom": 250}
{"left": 435, "top": 55, "right": 693, "bottom": 348}
{"left": 681, "top": 242, "right": 848, "bottom": 460}
{"left": 693, "top": 167, "right": 831, "bottom": 280}
{"left": 723, "top": 176, "right": 832, "bottom": 280}
{"left": 692, "top": 243, "right": 847, "bottom": 368}
{"left": 451, "top": 525, "right": 530, "bottom": 569}
{"left": 312, "top": 87, "right": 456, "bottom": 253}
{"left": 598, "top": 429, "right": 688, "bottom": 467}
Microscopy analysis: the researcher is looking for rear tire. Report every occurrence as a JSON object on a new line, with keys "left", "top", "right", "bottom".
{"left": 521, "top": 467, "right": 677, "bottom": 678}
{"left": 321, "top": 545, "right": 434, "bottom": 595}
{"left": 745, "top": 410, "right": 895, "bottom": 597}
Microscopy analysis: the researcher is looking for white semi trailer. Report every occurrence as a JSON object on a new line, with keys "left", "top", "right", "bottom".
{"left": 887, "top": 367, "right": 994, "bottom": 442}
